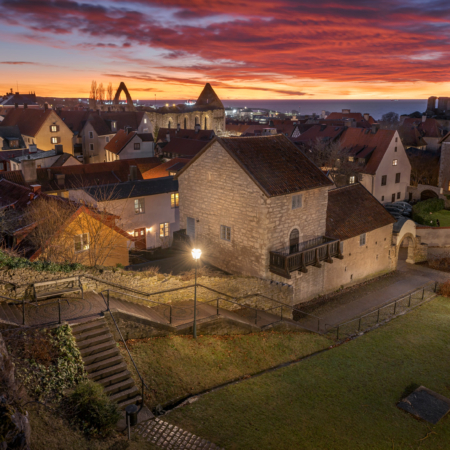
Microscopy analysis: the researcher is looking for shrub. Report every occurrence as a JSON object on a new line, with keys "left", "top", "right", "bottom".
{"left": 438, "top": 280, "right": 450, "bottom": 297}
{"left": 412, "top": 198, "right": 445, "bottom": 225}
{"left": 67, "top": 380, "right": 121, "bottom": 437}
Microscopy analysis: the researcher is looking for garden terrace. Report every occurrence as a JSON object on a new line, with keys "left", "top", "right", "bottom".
{"left": 269, "top": 236, "right": 342, "bottom": 279}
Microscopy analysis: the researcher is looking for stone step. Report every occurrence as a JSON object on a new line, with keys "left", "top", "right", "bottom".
{"left": 96, "top": 370, "right": 131, "bottom": 388}
{"left": 109, "top": 385, "right": 140, "bottom": 403}
{"left": 103, "top": 378, "right": 135, "bottom": 396}
{"left": 79, "top": 340, "right": 116, "bottom": 357}
{"left": 82, "top": 347, "right": 120, "bottom": 366}
{"left": 71, "top": 319, "right": 108, "bottom": 336}
{"left": 117, "top": 395, "right": 142, "bottom": 410}
{"left": 74, "top": 326, "right": 111, "bottom": 343}
{"left": 87, "top": 361, "right": 128, "bottom": 381}
{"left": 84, "top": 354, "right": 123, "bottom": 374}
{"left": 76, "top": 332, "right": 114, "bottom": 350}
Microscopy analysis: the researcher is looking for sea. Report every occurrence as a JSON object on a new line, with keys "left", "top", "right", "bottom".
{"left": 148, "top": 99, "right": 427, "bottom": 121}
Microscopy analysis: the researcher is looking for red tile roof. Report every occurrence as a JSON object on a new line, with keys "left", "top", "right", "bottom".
{"left": 340, "top": 128, "right": 395, "bottom": 175}
{"left": 105, "top": 129, "right": 136, "bottom": 155}
{"left": 86, "top": 113, "right": 114, "bottom": 136}
{"left": 326, "top": 184, "right": 396, "bottom": 240}
{"left": 292, "top": 125, "right": 346, "bottom": 144}
{"left": 177, "top": 135, "right": 333, "bottom": 197}
{"left": 161, "top": 138, "right": 209, "bottom": 158}
{"left": 57, "top": 110, "right": 90, "bottom": 133}
{"left": 401, "top": 117, "right": 442, "bottom": 139}
{"left": 143, "top": 158, "right": 190, "bottom": 179}
{"left": 157, "top": 128, "right": 214, "bottom": 142}
{"left": 99, "top": 111, "right": 146, "bottom": 130}
{"left": 327, "top": 112, "right": 375, "bottom": 124}
{"left": 0, "top": 108, "right": 55, "bottom": 137}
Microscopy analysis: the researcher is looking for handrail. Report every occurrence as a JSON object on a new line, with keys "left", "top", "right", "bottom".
{"left": 99, "top": 292, "right": 148, "bottom": 413}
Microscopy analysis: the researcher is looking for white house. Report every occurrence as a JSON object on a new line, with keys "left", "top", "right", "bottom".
{"left": 104, "top": 129, "right": 154, "bottom": 162}
{"left": 69, "top": 177, "right": 179, "bottom": 250}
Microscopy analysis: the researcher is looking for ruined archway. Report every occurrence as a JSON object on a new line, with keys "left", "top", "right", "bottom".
{"left": 113, "top": 82, "right": 135, "bottom": 109}
{"left": 398, "top": 232, "right": 416, "bottom": 264}
{"left": 420, "top": 189, "right": 439, "bottom": 201}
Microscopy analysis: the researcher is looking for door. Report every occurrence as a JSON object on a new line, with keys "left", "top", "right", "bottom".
{"left": 391, "top": 193, "right": 396, "bottom": 202}
{"left": 134, "top": 228, "right": 146, "bottom": 250}
{"left": 289, "top": 229, "right": 299, "bottom": 254}
{"left": 187, "top": 217, "right": 195, "bottom": 240}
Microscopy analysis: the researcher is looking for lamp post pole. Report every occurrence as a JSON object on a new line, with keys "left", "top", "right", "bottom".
{"left": 191, "top": 248, "right": 201, "bottom": 340}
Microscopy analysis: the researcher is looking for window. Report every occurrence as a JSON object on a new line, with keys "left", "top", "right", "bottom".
{"left": 292, "top": 194, "right": 302, "bottom": 210}
{"left": 394, "top": 146, "right": 397, "bottom": 152}
{"left": 220, "top": 225, "right": 231, "bottom": 241}
{"left": 89, "top": 143, "right": 94, "bottom": 151}
{"left": 169, "top": 171, "right": 177, "bottom": 176}
{"left": 168, "top": 122, "right": 171, "bottom": 129}
{"left": 395, "top": 137, "right": 398, "bottom": 143}
{"left": 397, "top": 192, "right": 401, "bottom": 199}
{"left": 9, "top": 139, "right": 19, "bottom": 148}
{"left": 134, "top": 143, "right": 141, "bottom": 150}
{"left": 381, "top": 175, "right": 387, "bottom": 186}
{"left": 204, "top": 117, "right": 207, "bottom": 129}
{"left": 134, "top": 198, "right": 145, "bottom": 214}
{"left": 349, "top": 176, "right": 355, "bottom": 184}
{"left": 348, "top": 156, "right": 354, "bottom": 162}
{"left": 51, "top": 137, "right": 59, "bottom": 144}
{"left": 289, "top": 229, "right": 299, "bottom": 254}
{"left": 89, "top": 131, "right": 94, "bottom": 139}
{"left": 160, "top": 222, "right": 169, "bottom": 237}
{"left": 392, "top": 159, "right": 398, "bottom": 166}
{"left": 381, "top": 196, "right": 384, "bottom": 201}
{"left": 50, "top": 125, "right": 58, "bottom": 132}
{"left": 0, "top": 163, "right": 4, "bottom": 171}
{"left": 144, "top": 118, "right": 147, "bottom": 124}
{"left": 395, "top": 173, "right": 401, "bottom": 183}
{"left": 105, "top": 136, "right": 110, "bottom": 143}
{"left": 171, "top": 192, "right": 179, "bottom": 208}
{"left": 448, "top": 181, "right": 450, "bottom": 191}
{"left": 392, "top": 193, "right": 395, "bottom": 202}
{"left": 360, "top": 233, "right": 366, "bottom": 246}
{"left": 74, "top": 233, "right": 89, "bottom": 252}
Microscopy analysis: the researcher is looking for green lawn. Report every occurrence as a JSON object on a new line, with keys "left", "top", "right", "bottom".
{"left": 120, "top": 331, "right": 331, "bottom": 408}
{"left": 165, "top": 297, "right": 450, "bottom": 450}
{"left": 422, "top": 209, "right": 450, "bottom": 227}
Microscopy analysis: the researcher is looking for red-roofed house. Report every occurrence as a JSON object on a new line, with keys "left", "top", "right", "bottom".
{"left": 142, "top": 158, "right": 190, "bottom": 179}
{"left": 326, "top": 110, "right": 376, "bottom": 126}
{"left": 399, "top": 117, "right": 443, "bottom": 151}
{"left": 104, "top": 129, "right": 154, "bottom": 161}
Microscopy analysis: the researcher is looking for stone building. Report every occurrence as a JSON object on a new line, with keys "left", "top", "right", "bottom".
{"left": 176, "top": 134, "right": 396, "bottom": 304}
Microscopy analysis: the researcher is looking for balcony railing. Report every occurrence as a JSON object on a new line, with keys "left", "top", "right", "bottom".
{"left": 269, "top": 236, "right": 343, "bottom": 279}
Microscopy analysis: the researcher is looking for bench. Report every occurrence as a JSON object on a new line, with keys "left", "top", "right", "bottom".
{"left": 33, "top": 276, "right": 84, "bottom": 301}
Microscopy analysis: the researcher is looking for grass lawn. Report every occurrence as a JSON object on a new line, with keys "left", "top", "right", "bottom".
{"left": 120, "top": 331, "right": 331, "bottom": 408}
{"left": 422, "top": 209, "right": 450, "bottom": 227}
{"left": 165, "top": 296, "right": 450, "bottom": 450}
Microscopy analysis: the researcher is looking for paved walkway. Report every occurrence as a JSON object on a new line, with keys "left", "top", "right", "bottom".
{"left": 135, "top": 418, "right": 223, "bottom": 450}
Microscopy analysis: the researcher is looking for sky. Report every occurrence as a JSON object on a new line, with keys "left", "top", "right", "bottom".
{"left": 0, "top": 0, "right": 450, "bottom": 100}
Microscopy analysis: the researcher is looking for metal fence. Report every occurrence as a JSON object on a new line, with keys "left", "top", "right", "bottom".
{"left": 325, "top": 281, "right": 438, "bottom": 341}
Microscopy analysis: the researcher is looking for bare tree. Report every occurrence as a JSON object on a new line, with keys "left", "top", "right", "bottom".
{"left": 407, "top": 149, "right": 439, "bottom": 187}
{"left": 107, "top": 82, "right": 114, "bottom": 103}
{"left": 89, "top": 80, "right": 97, "bottom": 101}
{"left": 379, "top": 112, "right": 400, "bottom": 130}
{"left": 97, "top": 83, "right": 105, "bottom": 104}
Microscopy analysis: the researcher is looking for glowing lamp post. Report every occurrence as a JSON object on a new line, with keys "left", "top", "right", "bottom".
{"left": 191, "top": 248, "right": 202, "bottom": 339}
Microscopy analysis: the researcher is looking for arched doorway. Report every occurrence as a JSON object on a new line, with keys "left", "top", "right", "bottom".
{"left": 420, "top": 190, "right": 438, "bottom": 201}
{"left": 168, "top": 121, "right": 172, "bottom": 129}
{"left": 289, "top": 229, "right": 299, "bottom": 254}
{"left": 398, "top": 233, "right": 416, "bottom": 265}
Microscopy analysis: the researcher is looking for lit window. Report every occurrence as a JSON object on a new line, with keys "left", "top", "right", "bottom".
{"left": 220, "top": 225, "right": 231, "bottom": 241}
{"left": 9, "top": 139, "right": 19, "bottom": 148}
{"left": 51, "top": 137, "right": 58, "bottom": 144}
{"left": 348, "top": 156, "right": 354, "bottom": 162}
{"left": 89, "top": 131, "right": 93, "bottom": 139}
{"left": 171, "top": 192, "right": 179, "bottom": 208}
{"left": 50, "top": 125, "right": 57, "bottom": 132}
{"left": 159, "top": 222, "right": 169, "bottom": 237}
{"left": 144, "top": 118, "right": 147, "bottom": 123}
{"left": 134, "top": 143, "right": 141, "bottom": 150}
{"left": 448, "top": 181, "right": 450, "bottom": 191}
{"left": 360, "top": 233, "right": 366, "bottom": 246}
{"left": 393, "top": 159, "right": 398, "bottom": 166}
{"left": 74, "top": 233, "right": 89, "bottom": 252}
{"left": 381, "top": 175, "right": 387, "bottom": 186}
{"left": 292, "top": 194, "right": 302, "bottom": 210}
{"left": 349, "top": 176, "right": 355, "bottom": 184}
{"left": 134, "top": 198, "right": 145, "bottom": 214}
{"left": 169, "top": 171, "right": 177, "bottom": 176}
{"left": 395, "top": 173, "right": 401, "bottom": 183}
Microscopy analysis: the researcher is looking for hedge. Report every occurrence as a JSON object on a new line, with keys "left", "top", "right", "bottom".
{"left": 412, "top": 198, "right": 445, "bottom": 225}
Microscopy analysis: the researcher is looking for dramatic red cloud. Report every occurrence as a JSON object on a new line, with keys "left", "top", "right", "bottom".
{"left": 1, "top": 0, "right": 449, "bottom": 98}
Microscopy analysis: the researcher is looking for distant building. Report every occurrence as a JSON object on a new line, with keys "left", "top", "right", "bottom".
{"left": 0, "top": 91, "right": 40, "bottom": 111}
{"left": 398, "top": 116, "right": 443, "bottom": 151}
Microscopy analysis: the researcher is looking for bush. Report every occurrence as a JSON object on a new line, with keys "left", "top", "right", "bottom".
{"left": 438, "top": 280, "right": 450, "bottom": 297}
{"left": 0, "top": 251, "right": 84, "bottom": 273}
{"left": 67, "top": 380, "right": 121, "bottom": 437}
{"left": 412, "top": 198, "right": 445, "bottom": 225}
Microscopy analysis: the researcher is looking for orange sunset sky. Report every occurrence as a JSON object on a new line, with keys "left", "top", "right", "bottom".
{"left": 1, "top": 0, "right": 450, "bottom": 100}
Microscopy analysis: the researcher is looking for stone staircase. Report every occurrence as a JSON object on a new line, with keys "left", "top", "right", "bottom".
{"left": 71, "top": 317, "right": 142, "bottom": 409}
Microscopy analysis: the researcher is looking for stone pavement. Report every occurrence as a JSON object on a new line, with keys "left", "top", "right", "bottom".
{"left": 135, "top": 418, "right": 223, "bottom": 450}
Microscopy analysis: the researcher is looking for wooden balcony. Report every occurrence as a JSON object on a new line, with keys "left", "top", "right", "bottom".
{"left": 269, "top": 236, "right": 343, "bottom": 279}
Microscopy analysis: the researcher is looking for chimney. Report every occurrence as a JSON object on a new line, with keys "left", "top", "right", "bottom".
{"left": 195, "top": 124, "right": 200, "bottom": 133}
{"left": 30, "top": 184, "right": 41, "bottom": 194}
{"left": 55, "top": 173, "right": 65, "bottom": 187}
{"left": 44, "top": 103, "right": 48, "bottom": 110}
{"left": 29, "top": 144, "right": 37, "bottom": 153}
{"left": 24, "top": 103, "right": 28, "bottom": 109}
{"left": 371, "top": 123, "right": 380, "bottom": 134}
{"left": 422, "top": 115, "right": 427, "bottom": 123}
{"left": 21, "top": 159, "right": 37, "bottom": 184}
{"left": 363, "top": 113, "right": 369, "bottom": 121}
{"left": 129, "top": 165, "right": 138, "bottom": 181}
{"left": 55, "top": 144, "right": 63, "bottom": 155}
{"left": 166, "top": 132, "right": 170, "bottom": 142}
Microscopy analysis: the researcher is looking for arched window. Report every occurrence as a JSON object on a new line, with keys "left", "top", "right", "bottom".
{"left": 289, "top": 229, "right": 299, "bottom": 254}
{"left": 204, "top": 117, "right": 207, "bottom": 130}
{"left": 184, "top": 117, "right": 187, "bottom": 129}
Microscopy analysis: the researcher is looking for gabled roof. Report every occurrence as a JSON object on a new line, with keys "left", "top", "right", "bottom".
{"left": 86, "top": 113, "right": 114, "bottom": 136}
{"left": 195, "top": 83, "right": 224, "bottom": 109}
{"left": 401, "top": 117, "right": 441, "bottom": 139}
{"left": 398, "top": 124, "right": 428, "bottom": 148}
{"left": 326, "top": 112, "right": 375, "bottom": 124}
{"left": 161, "top": 137, "right": 209, "bottom": 157}
{"left": 326, "top": 184, "right": 395, "bottom": 240}
{"left": 142, "top": 158, "right": 190, "bottom": 179}
{"left": 292, "top": 124, "right": 346, "bottom": 144}
{"left": 99, "top": 111, "right": 146, "bottom": 130}
{"left": 340, "top": 128, "right": 395, "bottom": 175}
{"left": 0, "top": 93, "right": 38, "bottom": 107}
{"left": 157, "top": 128, "right": 214, "bottom": 142}
{"left": 0, "top": 108, "right": 55, "bottom": 137}
{"left": 57, "top": 110, "right": 90, "bottom": 133}
{"left": 83, "top": 177, "right": 178, "bottom": 201}
{"left": 137, "top": 133, "right": 154, "bottom": 142}
{"left": 177, "top": 135, "right": 333, "bottom": 197}
{"left": 105, "top": 129, "right": 137, "bottom": 155}
{"left": 0, "top": 125, "right": 27, "bottom": 150}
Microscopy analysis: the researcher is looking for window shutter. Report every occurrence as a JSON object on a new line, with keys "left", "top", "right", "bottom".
{"left": 56, "top": 125, "right": 60, "bottom": 132}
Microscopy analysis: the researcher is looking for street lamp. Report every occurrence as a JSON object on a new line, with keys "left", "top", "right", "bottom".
{"left": 191, "top": 248, "right": 202, "bottom": 339}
